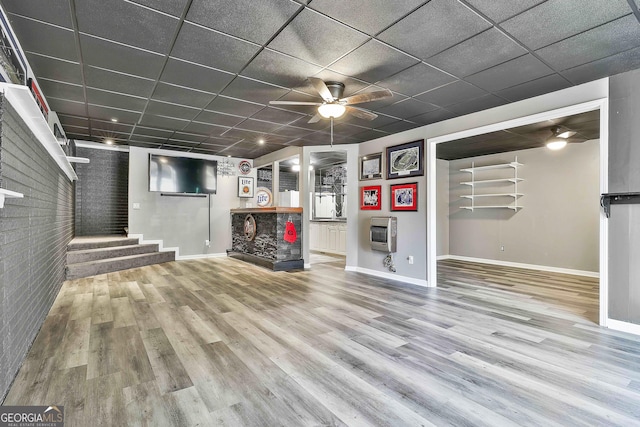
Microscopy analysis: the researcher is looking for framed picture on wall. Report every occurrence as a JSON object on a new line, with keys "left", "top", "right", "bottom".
{"left": 386, "top": 140, "right": 424, "bottom": 179}
{"left": 359, "top": 152, "right": 383, "bottom": 180}
{"left": 361, "top": 185, "right": 382, "bottom": 210}
{"left": 390, "top": 182, "right": 418, "bottom": 211}
{"left": 238, "top": 176, "right": 254, "bottom": 198}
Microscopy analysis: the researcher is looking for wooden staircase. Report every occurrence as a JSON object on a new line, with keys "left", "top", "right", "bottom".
{"left": 66, "top": 236, "right": 175, "bottom": 280}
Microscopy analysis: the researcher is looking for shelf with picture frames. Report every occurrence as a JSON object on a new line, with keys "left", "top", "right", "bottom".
{"left": 460, "top": 157, "right": 523, "bottom": 211}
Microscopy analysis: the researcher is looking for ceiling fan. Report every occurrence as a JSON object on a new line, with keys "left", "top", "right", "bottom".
{"left": 269, "top": 77, "right": 392, "bottom": 146}
{"left": 546, "top": 126, "right": 579, "bottom": 150}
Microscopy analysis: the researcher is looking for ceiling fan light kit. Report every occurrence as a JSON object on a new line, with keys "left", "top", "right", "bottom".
{"left": 318, "top": 103, "right": 346, "bottom": 118}
{"left": 546, "top": 139, "right": 568, "bottom": 150}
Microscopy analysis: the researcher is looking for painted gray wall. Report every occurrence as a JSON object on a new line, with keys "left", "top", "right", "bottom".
{"left": 128, "top": 147, "right": 254, "bottom": 257}
{"left": 436, "top": 159, "right": 449, "bottom": 256}
{"left": 608, "top": 68, "right": 640, "bottom": 324}
{"left": 75, "top": 146, "right": 128, "bottom": 236}
{"left": 447, "top": 141, "right": 600, "bottom": 272}
{"left": 0, "top": 97, "right": 74, "bottom": 402}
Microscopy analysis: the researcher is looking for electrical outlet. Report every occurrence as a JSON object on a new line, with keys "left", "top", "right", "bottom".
{"left": 500, "top": 245, "right": 505, "bottom": 251}
{"left": 205, "top": 240, "right": 210, "bottom": 246}
{"left": 132, "top": 203, "right": 140, "bottom": 209}
{"left": 408, "top": 256, "right": 414, "bottom": 264}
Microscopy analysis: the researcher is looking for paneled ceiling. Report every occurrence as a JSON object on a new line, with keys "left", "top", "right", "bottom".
{"left": 2, "top": 0, "right": 639, "bottom": 159}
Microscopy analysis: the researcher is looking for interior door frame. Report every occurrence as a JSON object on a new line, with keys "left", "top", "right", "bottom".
{"left": 426, "top": 99, "right": 609, "bottom": 326}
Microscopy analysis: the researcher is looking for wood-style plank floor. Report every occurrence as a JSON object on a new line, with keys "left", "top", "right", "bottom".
{"left": 4, "top": 257, "right": 640, "bottom": 426}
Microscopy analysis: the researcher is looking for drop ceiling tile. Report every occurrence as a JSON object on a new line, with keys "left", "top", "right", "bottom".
{"left": 427, "top": 28, "right": 526, "bottom": 77}
{"left": 206, "top": 95, "right": 265, "bottom": 116}
{"left": 38, "top": 79, "right": 85, "bottom": 103}
{"left": 329, "top": 40, "right": 420, "bottom": 83}
{"left": 129, "top": 0, "right": 189, "bottom": 16}
{"left": 80, "top": 35, "right": 165, "bottom": 79}
{"left": 7, "top": 16, "right": 77, "bottom": 61}
{"left": 236, "top": 119, "right": 283, "bottom": 133}
{"left": 250, "top": 107, "right": 306, "bottom": 124}
{"left": 131, "top": 126, "right": 175, "bottom": 138}
{"left": 268, "top": 8, "right": 369, "bottom": 66}
{"left": 288, "top": 116, "right": 330, "bottom": 131}
{"left": 129, "top": 134, "right": 169, "bottom": 145}
{"left": 193, "top": 110, "right": 245, "bottom": 127}
{"left": 378, "top": 98, "right": 439, "bottom": 118}
{"left": 352, "top": 129, "right": 389, "bottom": 142}
{"left": 145, "top": 100, "right": 201, "bottom": 121}
{"left": 171, "top": 132, "right": 208, "bottom": 143}
{"left": 91, "top": 120, "right": 134, "bottom": 134}
{"left": 47, "top": 97, "right": 87, "bottom": 117}
{"left": 408, "top": 108, "right": 457, "bottom": 125}
{"left": 25, "top": 53, "right": 82, "bottom": 85}
{"left": 270, "top": 125, "right": 312, "bottom": 138}
{"left": 378, "top": 0, "right": 491, "bottom": 60}
{"left": 76, "top": 0, "right": 179, "bottom": 54}
{"left": 151, "top": 82, "right": 215, "bottom": 109}
{"left": 221, "top": 76, "right": 290, "bottom": 104}
{"left": 88, "top": 105, "right": 141, "bottom": 124}
{"left": 463, "top": 0, "right": 545, "bottom": 23}
{"left": 309, "top": 0, "right": 426, "bottom": 36}
{"left": 562, "top": 45, "right": 640, "bottom": 85}
{"left": 375, "top": 120, "right": 421, "bottom": 134}
{"left": 414, "top": 80, "right": 486, "bottom": 107}
{"left": 86, "top": 88, "right": 147, "bottom": 112}
{"left": 352, "top": 112, "right": 398, "bottom": 128}
{"left": 58, "top": 114, "right": 89, "bottom": 128}
{"left": 445, "top": 93, "right": 508, "bottom": 115}
{"left": 186, "top": 0, "right": 300, "bottom": 44}
{"left": 85, "top": 66, "right": 156, "bottom": 98}
{"left": 241, "top": 49, "right": 323, "bottom": 89}
{"left": 63, "top": 125, "right": 90, "bottom": 135}
{"left": 266, "top": 91, "right": 319, "bottom": 115}
{"left": 494, "top": 74, "right": 571, "bottom": 102}
{"left": 332, "top": 123, "right": 370, "bottom": 137}
{"left": 190, "top": 147, "right": 221, "bottom": 155}
{"left": 91, "top": 128, "right": 131, "bottom": 139}
{"left": 182, "top": 121, "right": 231, "bottom": 135}
{"left": 206, "top": 135, "right": 242, "bottom": 146}
{"left": 4, "top": 1, "right": 73, "bottom": 27}
{"left": 160, "top": 58, "right": 235, "bottom": 93}
{"left": 217, "top": 147, "right": 254, "bottom": 157}
{"left": 139, "top": 113, "right": 190, "bottom": 130}
{"left": 465, "top": 54, "right": 554, "bottom": 92}
{"left": 376, "top": 63, "right": 455, "bottom": 97}
{"left": 536, "top": 15, "right": 640, "bottom": 71}
{"left": 129, "top": 141, "right": 164, "bottom": 149}
{"left": 171, "top": 22, "right": 259, "bottom": 73}
{"left": 162, "top": 144, "right": 193, "bottom": 152}
{"left": 501, "top": 0, "right": 631, "bottom": 50}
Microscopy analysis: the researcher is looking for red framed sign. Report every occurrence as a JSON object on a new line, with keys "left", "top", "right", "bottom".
{"left": 390, "top": 182, "right": 417, "bottom": 211}
{"left": 360, "top": 185, "right": 381, "bottom": 210}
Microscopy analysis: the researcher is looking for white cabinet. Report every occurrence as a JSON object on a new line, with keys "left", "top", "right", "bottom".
{"left": 460, "top": 157, "right": 524, "bottom": 211}
{"left": 310, "top": 221, "right": 347, "bottom": 255}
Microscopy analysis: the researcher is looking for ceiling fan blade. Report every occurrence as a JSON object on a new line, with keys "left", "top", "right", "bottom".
{"left": 346, "top": 106, "right": 377, "bottom": 121}
{"left": 308, "top": 113, "right": 322, "bottom": 124}
{"left": 340, "top": 89, "right": 392, "bottom": 105}
{"left": 307, "top": 77, "right": 334, "bottom": 102}
{"left": 269, "top": 100, "right": 322, "bottom": 106}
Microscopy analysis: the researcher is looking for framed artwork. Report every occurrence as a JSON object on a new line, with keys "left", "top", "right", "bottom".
{"left": 238, "top": 176, "right": 254, "bottom": 198}
{"left": 359, "top": 152, "right": 383, "bottom": 180}
{"left": 390, "top": 182, "right": 418, "bottom": 211}
{"left": 360, "top": 185, "right": 382, "bottom": 210}
{"left": 386, "top": 140, "right": 424, "bottom": 179}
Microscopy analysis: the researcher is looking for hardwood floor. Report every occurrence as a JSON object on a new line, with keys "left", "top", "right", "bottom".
{"left": 4, "top": 257, "right": 640, "bottom": 426}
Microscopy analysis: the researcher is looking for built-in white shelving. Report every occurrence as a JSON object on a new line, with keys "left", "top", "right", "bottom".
{"left": 460, "top": 157, "right": 523, "bottom": 211}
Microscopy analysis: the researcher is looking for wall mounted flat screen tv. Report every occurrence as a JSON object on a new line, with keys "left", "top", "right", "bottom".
{"left": 149, "top": 154, "right": 217, "bottom": 194}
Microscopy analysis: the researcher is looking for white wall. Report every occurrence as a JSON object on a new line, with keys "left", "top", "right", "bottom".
{"left": 447, "top": 141, "right": 600, "bottom": 273}
{"left": 436, "top": 159, "right": 449, "bottom": 256}
{"left": 128, "top": 146, "right": 254, "bottom": 257}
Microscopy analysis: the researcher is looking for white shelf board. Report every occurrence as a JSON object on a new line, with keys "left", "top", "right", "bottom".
{"left": 460, "top": 193, "right": 523, "bottom": 199}
{"left": 66, "top": 156, "right": 90, "bottom": 164}
{"left": 0, "top": 188, "right": 24, "bottom": 208}
{"left": 461, "top": 205, "right": 523, "bottom": 211}
{"left": 461, "top": 178, "right": 523, "bottom": 185}
{"left": 460, "top": 162, "right": 522, "bottom": 173}
{"left": 1, "top": 83, "right": 77, "bottom": 181}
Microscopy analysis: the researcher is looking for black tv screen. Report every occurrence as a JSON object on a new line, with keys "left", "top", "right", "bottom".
{"left": 149, "top": 154, "right": 217, "bottom": 194}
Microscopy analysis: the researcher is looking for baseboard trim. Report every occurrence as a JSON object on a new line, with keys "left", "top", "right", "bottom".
{"left": 177, "top": 253, "right": 226, "bottom": 261}
{"left": 346, "top": 266, "right": 430, "bottom": 288}
{"left": 441, "top": 255, "right": 599, "bottom": 278}
{"left": 304, "top": 263, "right": 311, "bottom": 269}
{"left": 606, "top": 319, "right": 640, "bottom": 336}
{"left": 127, "top": 234, "right": 181, "bottom": 258}
{"left": 436, "top": 255, "right": 449, "bottom": 261}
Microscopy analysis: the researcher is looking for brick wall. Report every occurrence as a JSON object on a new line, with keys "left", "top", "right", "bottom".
{"left": 74, "top": 146, "right": 128, "bottom": 236}
{"left": 0, "top": 96, "right": 74, "bottom": 402}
